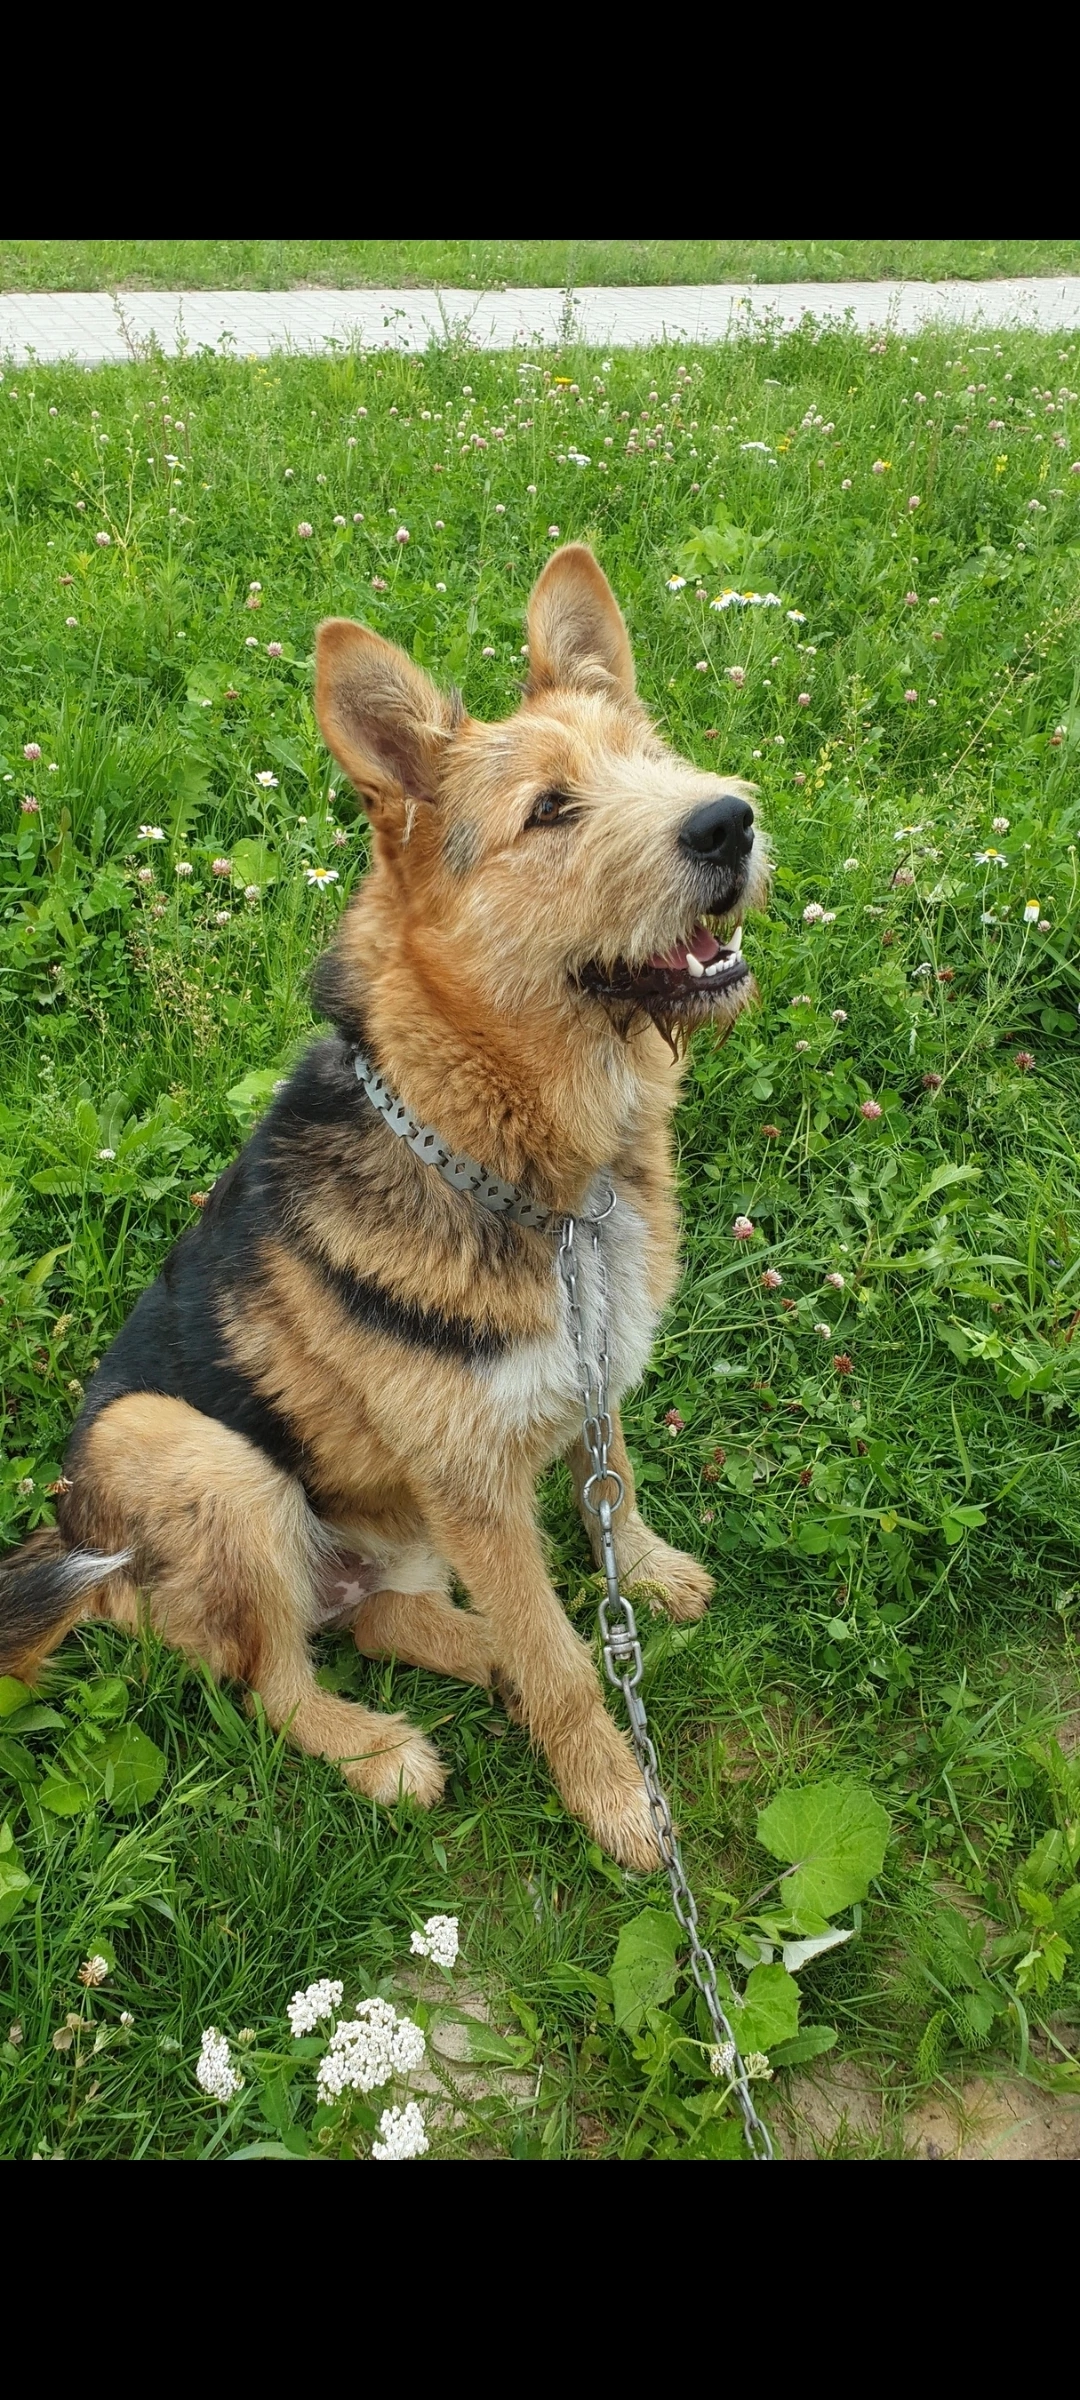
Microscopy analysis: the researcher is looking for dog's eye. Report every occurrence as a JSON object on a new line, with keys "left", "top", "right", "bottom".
{"left": 527, "top": 790, "right": 573, "bottom": 828}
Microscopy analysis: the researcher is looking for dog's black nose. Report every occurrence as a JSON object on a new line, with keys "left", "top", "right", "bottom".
{"left": 678, "top": 795, "right": 755, "bottom": 865}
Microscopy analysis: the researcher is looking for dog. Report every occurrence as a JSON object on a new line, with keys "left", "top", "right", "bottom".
{"left": 0, "top": 546, "right": 768, "bottom": 1867}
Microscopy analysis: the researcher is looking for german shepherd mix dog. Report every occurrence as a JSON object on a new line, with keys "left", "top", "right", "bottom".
{"left": 0, "top": 548, "right": 768, "bottom": 1868}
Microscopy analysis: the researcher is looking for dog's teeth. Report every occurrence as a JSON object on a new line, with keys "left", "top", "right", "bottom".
{"left": 686, "top": 952, "right": 704, "bottom": 978}
{"left": 704, "top": 960, "right": 722, "bottom": 975}
{"left": 730, "top": 924, "right": 743, "bottom": 953}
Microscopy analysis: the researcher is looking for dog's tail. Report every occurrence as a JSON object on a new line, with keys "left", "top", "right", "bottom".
{"left": 0, "top": 1528, "right": 132, "bottom": 1680}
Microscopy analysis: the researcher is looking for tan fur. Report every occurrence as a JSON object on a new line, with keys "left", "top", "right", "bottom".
{"left": 10, "top": 547, "right": 769, "bottom": 1867}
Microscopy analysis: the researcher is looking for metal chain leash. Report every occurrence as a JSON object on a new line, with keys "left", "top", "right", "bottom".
{"left": 559, "top": 1197, "right": 774, "bottom": 2162}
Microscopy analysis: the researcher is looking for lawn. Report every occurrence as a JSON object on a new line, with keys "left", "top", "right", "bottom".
{"left": 1, "top": 323, "right": 1079, "bottom": 2161}
{"left": 3, "top": 239, "right": 1080, "bottom": 291}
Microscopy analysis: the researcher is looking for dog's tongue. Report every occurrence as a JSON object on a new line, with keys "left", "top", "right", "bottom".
{"left": 649, "top": 923, "right": 722, "bottom": 971}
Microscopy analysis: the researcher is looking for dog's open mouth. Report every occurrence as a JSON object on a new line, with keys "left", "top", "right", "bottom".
{"left": 578, "top": 919, "right": 752, "bottom": 1012}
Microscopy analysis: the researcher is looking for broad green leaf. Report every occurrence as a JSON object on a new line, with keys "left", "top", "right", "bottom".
{"left": 0, "top": 1832, "right": 33, "bottom": 1926}
{"left": 1, "top": 1704, "right": 65, "bottom": 1735}
{"left": 0, "top": 1679, "right": 31, "bottom": 1719}
{"left": 769, "top": 2025, "right": 839, "bottom": 2069}
{"left": 39, "top": 1774, "right": 92, "bottom": 1816}
{"left": 229, "top": 838, "right": 281, "bottom": 889}
{"left": 730, "top": 1963, "right": 801, "bottom": 2053}
{"left": 225, "top": 1068, "right": 283, "bottom": 1124}
{"left": 782, "top": 1929, "right": 854, "bottom": 1973}
{"left": 433, "top": 2018, "right": 534, "bottom": 2070}
{"left": 609, "top": 1907, "right": 681, "bottom": 2034}
{"left": 80, "top": 1723, "right": 167, "bottom": 1812}
{"left": 757, "top": 1778, "right": 890, "bottom": 1920}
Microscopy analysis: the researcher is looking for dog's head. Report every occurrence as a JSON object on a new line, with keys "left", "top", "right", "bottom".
{"left": 315, "top": 545, "right": 768, "bottom": 1049}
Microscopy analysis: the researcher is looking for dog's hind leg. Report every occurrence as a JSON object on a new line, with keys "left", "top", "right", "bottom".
{"left": 66, "top": 1395, "right": 445, "bottom": 1805}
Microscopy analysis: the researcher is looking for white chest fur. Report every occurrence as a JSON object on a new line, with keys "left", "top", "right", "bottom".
{"left": 481, "top": 1176, "right": 660, "bottom": 1449}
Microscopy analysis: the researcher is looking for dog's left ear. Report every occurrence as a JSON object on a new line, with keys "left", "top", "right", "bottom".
{"left": 315, "top": 618, "right": 459, "bottom": 818}
{"left": 525, "top": 545, "right": 636, "bottom": 699}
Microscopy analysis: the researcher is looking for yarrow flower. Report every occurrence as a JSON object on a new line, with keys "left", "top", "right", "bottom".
{"left": 305, "top": 866, "right": 340, "bottom": 887}
{"left": 372, "top": 2100, "right": 429, "bottom": 2161}
{"left": 732, "top": 1215, "right": 755, "bottom": 1241}
{"left": 316, "top": 1997, "right": 425, "bottom": 2102}
{"left": 409, "top": 1915, "right": 460, "bottom": 1970}
{"left": 196, "top": 2026, "right": 244, "bottom": 2102}
{"left": 287, "top": 1976, "right": 343, "bottom": 2036}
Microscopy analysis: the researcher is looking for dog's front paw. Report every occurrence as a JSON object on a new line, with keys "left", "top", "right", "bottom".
{"left": 626, "top": 1536, "right": 712, "bottom": 1624}
{"left": 339, "top": 1711, "right": 446, "bottom": 1808}
{"left": 554, "top": 1714, "right": 663, "bottom": 1871}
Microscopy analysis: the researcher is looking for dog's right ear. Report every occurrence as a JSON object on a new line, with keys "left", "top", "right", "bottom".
{"left": 315, "top": 619, "right": 460, "bottom": 818}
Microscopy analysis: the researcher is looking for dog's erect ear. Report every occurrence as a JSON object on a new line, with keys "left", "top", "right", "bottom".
{"left": 315, "top": 619, "right": 460, "bottom": 815}
{"left": 525, "top": 545, "right": 636, "bottom": 700}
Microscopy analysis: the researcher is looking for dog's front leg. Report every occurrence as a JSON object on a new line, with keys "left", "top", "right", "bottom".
{"left": 428, "top": 1486, "right": 661, "bottom": 1870}
{"left": 566, "top": 1410, "right": 712, "bottom": 1623}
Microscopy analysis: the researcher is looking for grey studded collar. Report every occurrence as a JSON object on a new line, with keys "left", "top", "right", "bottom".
{"left": 352, "top": 1046, "right": 559, "bottom": 1233}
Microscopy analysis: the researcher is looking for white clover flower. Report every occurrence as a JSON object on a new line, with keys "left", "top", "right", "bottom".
{"left": 992, "top": 815, "right": 1010, "bottom": 833}
{"left": 803, "top": 902, "right": 826, "bottom": 924}
{"left": 78, "top": 1955, "right": 110, "bottom": 1987}
{"left": 372, "top": 2100, "right": 429, "bottom": 2161}
{"left": 410, "top": 1914, "right": 460, "bottom": 1969}
{"left": 843, "top": 857, "right": 859, "bottom": 871}
{"left": 814, "top": 1321, "right": 832, "bottom": 1339}
{"left": 315, "top": 1997, "right": 425, "bottom": 2102}
{"left": 97, "top": 1147, "right": 116, "bottom": 1162}
{"left": 740, "top": 440, "right": 772, "bottom": 453}
{"left": 286, "top": 1976, "right": 343, "bottom": 2036}
{"left": 196, "top": 2027, "right": 244, "bottom": 2102}
{"left": 831, "top": 1008, "right": 848, "bottom": 1024}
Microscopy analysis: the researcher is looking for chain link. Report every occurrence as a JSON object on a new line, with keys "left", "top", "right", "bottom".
{"left": 559, "top": 1200, "right": 774, "bottom": 2162}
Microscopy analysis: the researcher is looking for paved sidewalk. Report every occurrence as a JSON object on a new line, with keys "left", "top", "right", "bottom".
{"left": 3, "top": 281, "right": 1080, "bottom": 367}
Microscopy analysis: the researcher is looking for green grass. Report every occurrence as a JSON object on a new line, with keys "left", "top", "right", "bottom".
{"left": 3, "top": 238, "right": 1080, "bottom": 291}
{"left": 2, "top": 324, "right": 1080, "bottom": 2162}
